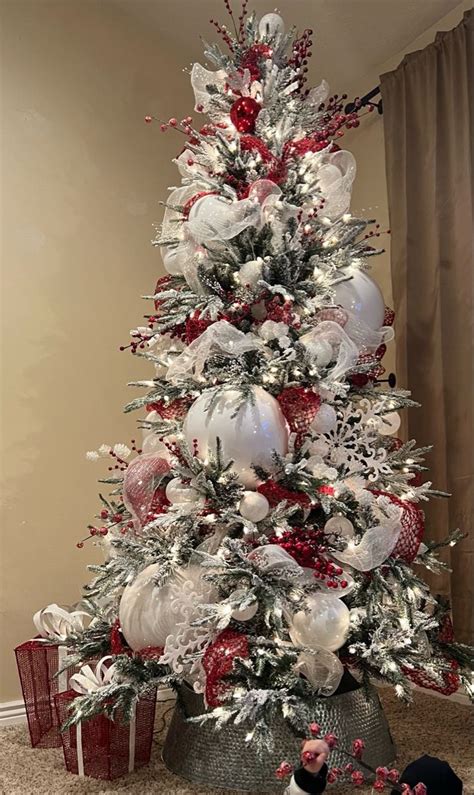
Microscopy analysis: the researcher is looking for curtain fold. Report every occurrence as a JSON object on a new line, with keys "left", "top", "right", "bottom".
{"left": 381, "top": 10, "right": 473, "bottom": 643}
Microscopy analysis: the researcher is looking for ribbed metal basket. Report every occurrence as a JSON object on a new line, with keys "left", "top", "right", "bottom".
{"left": 162, "top": 681, "right": 396, "bottom": 793}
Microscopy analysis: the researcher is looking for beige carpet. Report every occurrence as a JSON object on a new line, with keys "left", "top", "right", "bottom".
{"left": 0, "top": 689, "right": 472, "bottom": 794}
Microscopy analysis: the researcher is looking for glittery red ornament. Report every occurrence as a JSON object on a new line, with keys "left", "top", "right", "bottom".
{"left": 403, "top": 658, "right": 460, "bottom": 696}
{"left": 240, "top": 44, "right": 272, "bottom": 81}
{"left": 257, "top": 479, "right": 311, "bottom": 508}
{"left": 110, "top": 620, "right": 131, "bottom": 656}
{"left": 277, "top": 387, "right": 321, "bottom": 447}
{"left": 370, "top": 490, "right": 425, "bottom": 563}
{"left": 146, "top": 397, "right": 192, "bottom": 420}
{"left": 203, "top": 629, "right": 249, "bottom": 707}
{"left": 137, "top": 645, "right": 164, "bottom": 660}
{"left": 230, "top": 97, "right": 261, "bottom": 133}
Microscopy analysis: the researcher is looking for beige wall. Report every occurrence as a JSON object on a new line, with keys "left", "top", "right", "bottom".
{"left": 0, "top": 0, "right": 193, "bottom": 701}
{"left": 1, "top": 0, "right": 470, "bottom": 704}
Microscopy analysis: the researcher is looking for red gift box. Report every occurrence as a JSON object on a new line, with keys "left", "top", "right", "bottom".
{"left": 14, "top": 638, "right": 79, "bottom": 748}
{"left": 55, "top": 688, "right": 156, "bottom": 780}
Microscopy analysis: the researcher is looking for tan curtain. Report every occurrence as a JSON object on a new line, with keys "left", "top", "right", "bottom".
{"left": 380, "top": 10, "right": 473, "bottom": 643}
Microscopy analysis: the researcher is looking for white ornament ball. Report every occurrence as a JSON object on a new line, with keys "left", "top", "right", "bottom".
{"left": 334, "top": 271, "right": 385, "bottom": 331}
{"left": 239, "top": 491, "right": 270, "bottom": 523}
{"left": 119, "top": 564, "right": 215, "bottom": 651}
{"left": 377, "top": 411, "right": 401, "bottom": 436}
{"left": 230, "top": 589, "right": 259, "bottom": 622}
{"left": 239, "top": 259, "right": 263, "bottom": 288}
{"left": 183, "top": 386, "right": 289, "bottom": 488}
{"left": 289, "top": 592, "right": 351, "bottom": 652}
{"left": 324, "top": 515, "right": 355, "bottom": 539}
{"left": 165, "top": 477, "right": 201, "bottom": 505}
{"left": 258, "top": 12, "right": 285, "bottom": 39}
{"left": 311, "top": 404, "right": 338, "bottom": 434}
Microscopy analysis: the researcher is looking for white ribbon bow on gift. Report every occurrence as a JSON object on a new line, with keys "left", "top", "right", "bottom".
{"left": 32, "top": 604, "right": 90, "bottom": 694}
{"left": 69, "top": 657, "right": 137, "bottom": 778}
{"left": 33, "top": 603, "right": 90, "bottom": 642}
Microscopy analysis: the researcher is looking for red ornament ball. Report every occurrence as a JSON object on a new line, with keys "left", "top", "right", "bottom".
{"left": 230, "top": 97, "right": 261, "bottom": 133}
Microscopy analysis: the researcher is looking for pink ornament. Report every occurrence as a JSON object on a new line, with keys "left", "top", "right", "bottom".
{"left": 324, "top": 732, "right": 338, "bottom": 749}
{"left": 309, "top": 721, "right": 321, "bottom": 736}
{"left": 122, "top": 454, "right": 170, "bottom": 528}
{"left": 373, "top": 781, "right": 386, "bottom": 792}
{"left": 275, "top": 761, "right": 293, "bottom": 780}
{"left": 351, "top": 738, "right": 365, "bottom": 759}
{"left": 351, "top": 770, "right": 365, "bottom": 786}
{"left": 230, "top": 97, "right": 261, "bottom": 133}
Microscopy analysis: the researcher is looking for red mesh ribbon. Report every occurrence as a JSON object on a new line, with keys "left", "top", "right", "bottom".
{"left": 277, "top": 387, "right": 321, "bottom": 447}
{"left": 371, "top": 490, "right": 425, "bottom": 563}
{"left": 403, "top": 659, "right": 460, "bottom": 696}
{"left": 110, "top": 621, "right": 131, "bottom": 657}
{"left": 14, "top": 640, "right": 79, "bottom": 748}
{"left": 203, "top": 629, "right": 249, "bottom": 708}
{"left": 438, "top": 613, "right": 455, "bottom": 643}
{"left": 257, "top": 479, "right": 311, "bottom": 508}
{"left": 146, "top": 397, "right": 192, "bottom": 420}
{"left": 137, "top": 646, "right": 164, "bottom": 660}
{"left": 153, "top": 276, "right": 173, "bottom": 311}
{"left": 384, "top": 306, "right": 395, "bottom": 326}
{"left": 351, "top": 344, "right": 386, "bottom": 386}
{"left": 54, "top": 689, "right": 156, "bottom": 779}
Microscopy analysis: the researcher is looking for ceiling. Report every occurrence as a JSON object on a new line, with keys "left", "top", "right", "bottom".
{"left": 112, "top": 0, "right": 461, "bottom": 94}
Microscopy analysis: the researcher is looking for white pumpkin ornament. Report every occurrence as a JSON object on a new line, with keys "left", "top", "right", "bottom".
{"left": 183, "top": 386, "right": 289, "bottom": 488}
{"left": 289, "top": 592, "right": 351, "bottom": 652}
{"left": 334, "top": 270, "right": 385, "bottom": 331}
{"left": 119, "top": 564, "right": 215, "bottom": 651}
{"left": 239, "top": 491, "right": 270, "bottom": 523}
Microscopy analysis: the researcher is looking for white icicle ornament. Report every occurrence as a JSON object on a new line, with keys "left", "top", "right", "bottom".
{"left": 183, "top": 386, "right": 289, "bottom": 488}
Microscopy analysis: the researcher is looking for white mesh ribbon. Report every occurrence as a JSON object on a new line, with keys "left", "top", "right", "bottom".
{"left": 190, "top": 63, "right": 227, "bottom": 115}
{"left": 186, "top": 194, "right": 260, "bottom": 243}
{"left": 295, "top": 647, "right": 344, "bottom": 696}
{"left": 343, "top": 310, "right": 394, "bottom": 352}
{"left": 247, "top": 545, "right": 308, "bottom": 579}
{"left": 331, "top": 512, "right": 402, "bottom": 572}
{"left": 305, "top": 79, "right": 330, "bottom": 108}
{"left": 301, "top": 320, "right": 359, "bottom": 381}
{"left": 166, "top": 320, "right": 265, "bottom": 382}
{"left": 315, "top": 150, "right": 356, "bottom": 219}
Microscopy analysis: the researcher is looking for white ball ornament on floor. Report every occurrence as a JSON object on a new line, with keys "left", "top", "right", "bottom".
{"left": 258, "top": 12, "right": 285, "bottom": 39}
{"left": 334, "top": 270, "right": 385, "bottom": 331}
{"left": 289, "top": 592, "right": 351, "bottom": 652}
{"left": 239, "top": 491, "right": 270, "bottom": 523}
{"left": 324, "top": 515, "right": 355, "bottom": 539}
{"left": 183, "top": 386, "right": 289, "bottom": 488}
{"left": 310, "top": 404, "right": 338, "bottom": 434}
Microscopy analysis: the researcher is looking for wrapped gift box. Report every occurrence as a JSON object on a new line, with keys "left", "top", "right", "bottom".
{"left": 15, "top": 638, "right": 78, "bottom": 748}
{"left": 55, "top": 688, "right": 157, "bottom": 780}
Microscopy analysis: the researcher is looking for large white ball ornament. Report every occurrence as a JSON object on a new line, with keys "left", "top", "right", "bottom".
{"left": 289, "top": 592, "right": 351, "bottom": 652}
{"left": 258, "top": 12, "right": 285, "bottom": 39}
{"left": 334, "top": 271, "right": 385, "bottom": 331}
{"left": 239, "top": 491, "right": 270, "bottom": 523}
{"left": 119, "top": 564, "right": 215, "bottom": 651}
{"left": 160, "top": 245, "right": 183, "bottom": 276}
{"left": 310, "top": 404, "right": 338, "bottom": 434}
{"left": 183, "top": 386, "right": 289, "bottom": 488}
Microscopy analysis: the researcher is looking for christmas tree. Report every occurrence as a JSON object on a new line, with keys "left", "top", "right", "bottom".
{"left": 63, "top": 1, "right": 472, "bottom": 775}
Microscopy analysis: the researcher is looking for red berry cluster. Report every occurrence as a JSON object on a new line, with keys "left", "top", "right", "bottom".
{"left": 257, "top": 480, "right": 311, "bottom": 508}
{"left": 289, "top": 28, "right": 313, "bottom": 90}
{"left": 267, "top": 527, "right": 348, "bottom": 589}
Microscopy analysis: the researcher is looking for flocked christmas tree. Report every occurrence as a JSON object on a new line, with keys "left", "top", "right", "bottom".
{"left": 61, "top": 1, "right": 473, "bottom": 769}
